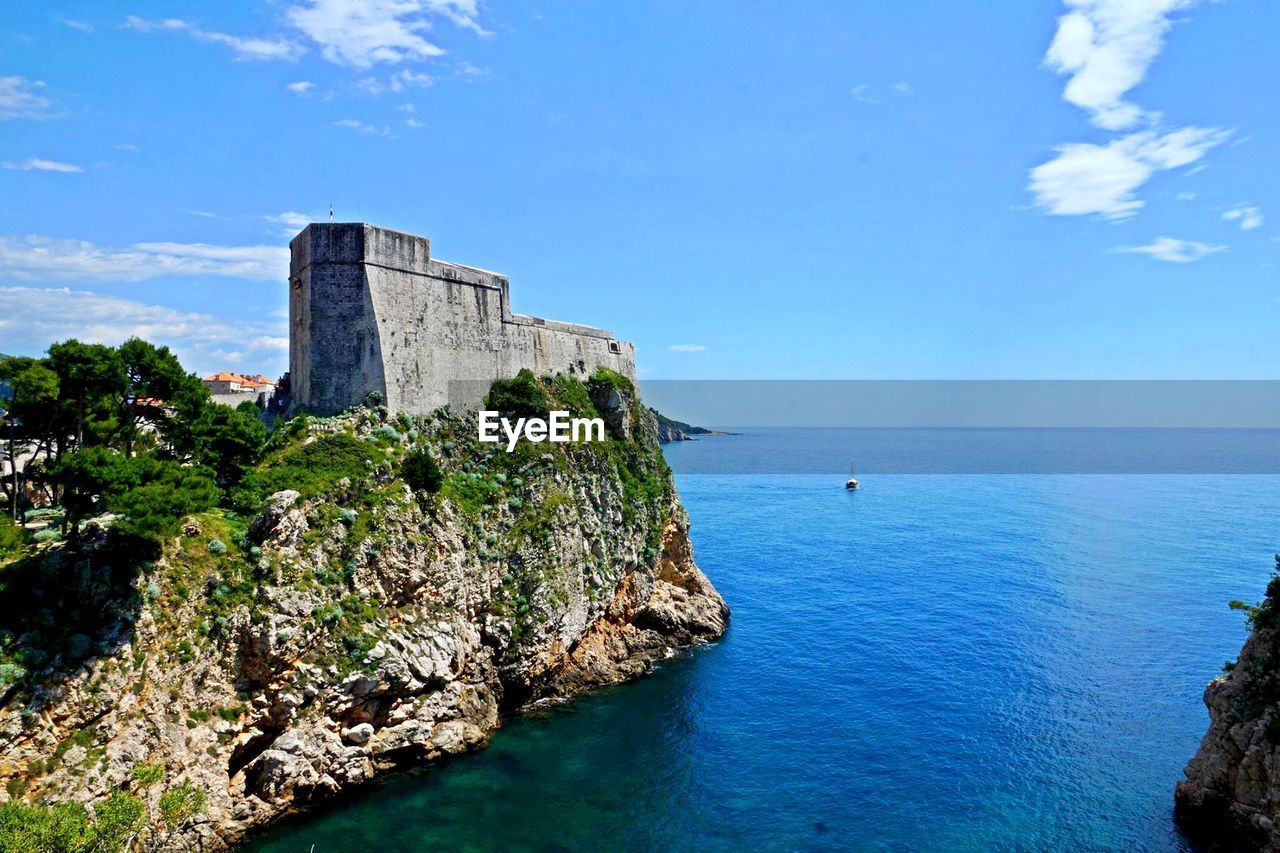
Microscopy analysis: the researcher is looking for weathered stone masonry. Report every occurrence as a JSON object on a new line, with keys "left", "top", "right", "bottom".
{"left": 289, "top": 223, "right": 637, "bottom": 414}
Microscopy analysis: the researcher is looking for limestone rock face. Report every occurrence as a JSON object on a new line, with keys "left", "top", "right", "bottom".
{"left": 0, "top": 401, "right": 727, "bottom": 849}
{"left": 1177, "top": 618, "right": 1280, "bottom": 848}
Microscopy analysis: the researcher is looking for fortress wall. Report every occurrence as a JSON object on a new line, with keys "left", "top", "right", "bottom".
{"left": 290, "top": 230, "right": 388, "bottom": 415}
{"left": 291, "top": 223, "right": 637, "bottom": 415}
{"left": 498, "top": 315, "right": 636, "bottom": 387}
{"left": 365, "top": 259, "right": 508, "bottom": 412}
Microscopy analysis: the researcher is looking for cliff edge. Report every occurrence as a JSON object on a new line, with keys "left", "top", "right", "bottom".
{"left": 0, "top": 370, "right": 727, "bottom": 849}
{"left": 1176, "top": 563, "right": 1280, "bottom": 849}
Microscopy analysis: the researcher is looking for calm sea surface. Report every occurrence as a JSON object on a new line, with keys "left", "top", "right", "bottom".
{"left": 246, "top": 429, "right": 1280, "bottom": 851}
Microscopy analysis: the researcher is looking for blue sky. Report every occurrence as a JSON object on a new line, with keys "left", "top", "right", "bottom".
{"left": 0, "top": 0, "right": 1276, "bottom": 379}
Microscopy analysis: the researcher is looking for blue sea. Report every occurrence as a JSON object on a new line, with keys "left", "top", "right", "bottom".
{"left": 246, "top": 429, "right": 1280, "bottom": 851}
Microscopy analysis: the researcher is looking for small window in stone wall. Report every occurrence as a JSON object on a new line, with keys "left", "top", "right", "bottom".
{"left": 608, "top": 340, "right": 621, "bottom": 354}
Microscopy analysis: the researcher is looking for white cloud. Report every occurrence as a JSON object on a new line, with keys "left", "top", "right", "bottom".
{"left": 333, "top": 118, "right": 390, "bottom": 136}
{"left": 398, "top": 102, "right": 415, "bottom": 112}
{"left": 1, "top": 157, "right": 83, "bottom": 173}
{"left": 1174, "top": 191, "right": 1197, "bottom": 201}
{"left": 187, "top": 210, "right": 219, "bottom": 219}
{"left": 1114, "top": 236, "right": 1226, "bottom": 263}
{"left": 0, "top": 76, "right": 53, "bottom": 120}
{"left": 124, "top": 15, "right": 305, "bottom": 62}
{"left": 263, "top": 211, "right": 316, "bottom": 234}
{"left": 851, "top": 82, "right": 913, "bottom": 104}
{"left": 286, "top": 80, "right": 316, "bottom": 94}
{"left": 113, "top": 143, "right": 140, "bottom": 152}
{"left": 60, "top": 18, "right": 94, "bottom": 33}
{"left": 667, "top": 344, "right": 707, "bottom": 353}
{"left": 1029, "top": 126, "right": 1230, "bottom": 219}
{"left": 285, "top": 0, "right": 491, "bottom": 68}
{"left": 1223, "top": 205, "right": 1263, "bottom": 231}
{"left": 0, "top": 236, "right": 288, "bottom": 282}
{"left": 405, "top": 118, "right": 425, "bottom": 128}
{"left": 0, "top": 286, "right": 288, "bottom": 376}
{"left": 358, "top": 68, "right": 433, "bottom": 95}
{"left": 1043, "top": 0, "right": 1201, "bottom": 131}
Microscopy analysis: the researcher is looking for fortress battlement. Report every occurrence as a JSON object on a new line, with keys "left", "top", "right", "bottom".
{"left": 289, "top": 223, "right": 636, "bottom": 414}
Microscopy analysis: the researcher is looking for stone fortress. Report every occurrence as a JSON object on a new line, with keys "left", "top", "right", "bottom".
{"left": 289, "top": 223, "right": 636, "bottom": 414}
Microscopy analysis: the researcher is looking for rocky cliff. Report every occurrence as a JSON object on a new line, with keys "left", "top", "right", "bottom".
{"left": 649, "top": 408, "right": 726, "bottom": 444}
{"left": 1176, "top": 565, "right": 1280, "bottom": 849}
{"left": 0, "top": 373, "right": 727, "bottom": 849}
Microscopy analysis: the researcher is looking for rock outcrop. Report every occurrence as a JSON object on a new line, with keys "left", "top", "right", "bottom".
{"left": 0, "top": 376, "right": 727, "bottom": 849}
{"left": 1176, "top": 569, "right": 1280, "bottom": 849}
{"left": 649, "top": 408, "right": 723, "bottom": 444}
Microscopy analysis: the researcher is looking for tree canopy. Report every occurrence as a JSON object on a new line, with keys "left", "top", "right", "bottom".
{"left": 0, "top": 339, "right": 268, "bottom": 551}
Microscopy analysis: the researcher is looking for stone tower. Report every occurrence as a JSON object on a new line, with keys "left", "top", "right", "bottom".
{"left": 289, "top": 223, "right": 636, "bottom": 415}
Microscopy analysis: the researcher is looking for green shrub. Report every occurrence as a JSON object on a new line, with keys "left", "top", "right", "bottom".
{"left": 107, "top": 461, "right": 219, "bottom": 550}
{"left": 0, "top": 662, "right": 26, "bottom": 686}
{"left": 401, "top": 447, "right": 444, "bottom": 494}
{"left": 0, "top": 800, "right": 92, "bottom": 852}
{"left": 32, "top": 529, "right": 60, "bottom": 544}
{"left": 587, "top": 365, "right": 633, "bottom": 395}
{"left": 159, "top": 782, "right": 206, "bottom": 828}
{"left": 207, "top": 539, "right": 227, "bottom": 555}
{"left": 131, "top": 761, "right": 165, "bottom": 787}
{"left": 440, "top": 473, "right": 498, "bottom": 515}
{"left": 233, "top": 433, "right": 383, "bottom": 513}
{"left": 485, "top": 369, "right": 549, "bottom": 419}
{"left": 92, "top": 790, "right": 145, "bottom": 850}
{"left": 0, "top": 519, "right": 24, "bottom": 560}
{"left": 550, "top": 374, "right": 600, "bottom": 419}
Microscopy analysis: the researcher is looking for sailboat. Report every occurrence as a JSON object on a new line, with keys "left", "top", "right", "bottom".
{"left": 845, "top": 464, "right": 860, "bottom": 490}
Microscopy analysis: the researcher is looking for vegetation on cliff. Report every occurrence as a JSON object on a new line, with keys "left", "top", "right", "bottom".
{"left": 1177, "top": 557, "right": 1280, "bottom": 848}
{"left": 0, "top": 344, "right": 724, "bottom": 849}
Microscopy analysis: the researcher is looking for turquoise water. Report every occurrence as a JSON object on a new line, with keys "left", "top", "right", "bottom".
{"left": 247, "top": 435, "right": 1280, "bottom": 851}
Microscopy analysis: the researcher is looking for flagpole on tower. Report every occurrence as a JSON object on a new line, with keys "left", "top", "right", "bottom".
{"left": 329, "top": 204, "right": 334, "bottom": 223}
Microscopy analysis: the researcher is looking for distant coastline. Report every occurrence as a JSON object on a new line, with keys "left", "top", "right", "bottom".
{"left": 649, "top": 408, "right": 738, "bottom": 443}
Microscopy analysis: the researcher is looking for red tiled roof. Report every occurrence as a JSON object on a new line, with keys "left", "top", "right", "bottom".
{"left": 202, "top": 372, "right": 275, "bottom": 387}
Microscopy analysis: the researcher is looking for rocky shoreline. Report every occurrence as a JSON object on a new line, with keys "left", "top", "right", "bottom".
{"left": 0, "top": 378, "right": 728, "bottom": 849}
{"left": 1176, "top": 568, "right": 1280, "bottom": 849}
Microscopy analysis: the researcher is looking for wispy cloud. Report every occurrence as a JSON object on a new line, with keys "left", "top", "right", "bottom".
{"left": 333, "top": 118, "right": 390, "bottom": 136}
{"left": 1222, "top": 205, "right": 1263, "bottom": 231}
{"left": 286, "top": 80, "right": 316, "bottom": 94}
{"left": 124, "top": 15, "right": 305, "bottom": 61}
{"left": 1043, "top": 0, "right": 1200, "bottom": 131}
{"left": 1114, "top": 236, "right": 1226, "bottom": 263}
{"left": 668, "top": 344, "right": 707, "bottom": 353}
{"left": 358, "top": 68, "right": 433, "bottom": 95}
{"left": 263, "top": 211, "right": 316, "bottom": 235}
{"left": 1029, "top": 126, "right": 1230, "bottom": 220}
{"left": 0, "top": 235, "right": 288, "bottom": 282}
{"left": 60, "top": 18, "right": 94, "bottom": 33}
{"left": 850, "top": 82, "right": 913, "bottom": 105}
{"left": 1032, "top": 1, "right": 1229, "bottom": 222}
{"left": 285, "top": 0, "right": 489, "bottom": 69}
{"left": 1, "top": 157, "right": 83, "bottom": 173}
{"left": 0, "top": 76, "right": 53, "bottom": 120}
{"left": 405, "top": 118, "right": 425, "bottom": 128}
{"left": 0, "top": 286, "right": 288, "bottom": 375}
